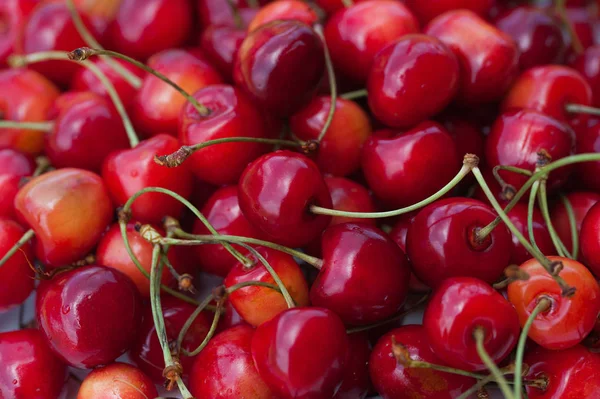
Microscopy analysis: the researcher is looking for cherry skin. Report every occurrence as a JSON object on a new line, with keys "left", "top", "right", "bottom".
{"left": 438, "top": 114, "right": 486, "bottom": 168}
{"left": 424, "top": 276, "right": 520, "bottom": 371}
{"left": 425, "top": 10, "right": 519, "bottom": 104}
{"left": 225, "top": 246, "right": 310, "bottom": 327}
{"left": 77, "top": 362, "right": 158, "bottom": 399}
{"left": 370, "top": 325, "right": 475, "bottom": 399}
{"left": 564, "top": 6, "right": 597, "bottom": 55}
{"left": 108, "top": 0, "right": 192, "bottom": 61}
{"left": 507, "top": 203, "right": 554, "bottom": 265}
{"left": 404, "top": 0, "right": 494, "bottom": 24}
{"left": 178, "top": 84, "right": 271, "bottom": 186}
{"left": 0, "top": 149, "right": 34, "bottom": 218}
{"left": 324, "top": 177, "right": 377, "bottom": 226}
{"left": 0, "top": 329, "right": 67, "bottom": 399}
{"left": 552, "top": 191, "right": 600, "bottom": 255}
{"left": 36, "top": 265, "right": 142, "bottom": 368}
{"left": 508, "top": 256, "right": 600, "bottom": 350}
{"left": 234, "top": 20, "right": 325, "bottom": 117}
{"left": 0, "top": 218, "right": 34, "bottom": 312}
{"left": 0, "top": 0, "right": 37, "bottom": 66}
{"left": 311, "top": 223, "right": 411, "bottom": 326}
{"left": 248, "top": 0, "right": 318, "bottom": 32}
{"left": 361, "top": 122, "right": 459, "bottom": 209}
{"left": 0, "top": 68, "right": 60, "bottom": 155}
{"left": 314, "top": 0, "right": 345, "bottom": 15}
{"left": 252, "top": 307, "right": 349, "bottom": 398}
{"left": 580, "top": 202, "right": 600, "bottom": 277}
{"left": 290, "top": 95, "right": 372, "bottom": 177}
{"left": 196, "top": 0, "right": 260, "bottom": 28}
{"left": 15, "top": 168, "right": 113, "bottom": 268}
{"left": 130, "top": 296, "right": 211, "bottom": 383}
{"left": 334, "top": 332, "right": 371, "bottom": 399}
{"left": 574, "top": 121, "right": 600, "bottom": 191}
{"left": 102, "top": 134, "right": 194, "bottom": 224}
{"left": 570, "top": 45, "right": 600, "bottom": 107}
{"left": 238, "top": 150, "right": 332, "bottom": 248}
{"left": 189, "top": 324, "right": 274, "bottom": 398}
{"left": 200, "top": 25, "right": 246, "bottom": 81}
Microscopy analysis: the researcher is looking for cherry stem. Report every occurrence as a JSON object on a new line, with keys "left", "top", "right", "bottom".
{"left": 65, "top": 0, "right": 142, "bottom": 89}
{"left": 225, "top": 0, "right": 244, "bottom": 29}
{"left": 457, "top": 365, "right": 516, "bottom": 399}
{"left": 340, "top": 89, "right": 367, "bottom": 100}
{"left": 0, "top": 228, "right": 35, "bottom": 270}
{"left": 493, "top": 265, "right": 530, "bottom": 290}
{"left": 182, "top": 295, "right": 224, "bottom": 357}
{"left": 537, "top": 179, "right": 572, "bottom": 258}
{"left": 473, "top": 327, "right": 515, "bottom": 399}
{"left": 34, "top": 156, "right": 52, "bottom": 177}
{"left": 513, "top": 297, "right": 552, "bottom": 398}
{"left": 9, "top": 51, "right": 140, "bottom": 147}
{"left": 555, "top": 0, "right": 584, "bottom": 55}
{"left": 176, "top": 291, "right": 215, "bottom": 356}
{"left": 313, "top": 24, "right": 337, "bottom": 143}
{"left": 527, "top": 179, "right": 542, "bottom": 254}
{"left": 566, "top": 103, "right": 600, "bottom": 116}
{"left": 559, "top": 194, "right": 579, "bottom": 258}
{"left": 68, "top": 47, "right": 211, "bottom": 118}
{"left": 0, "top": 121, "right": 53, "bottom": 132}
{"left": 310, "top": 153, "right": 478, "bottom": 219}
{"left": 493, "top": 165, "right": 532, "bottom": 191}
{"left": 154, "top": 137, "right": 303, "bottom": 168}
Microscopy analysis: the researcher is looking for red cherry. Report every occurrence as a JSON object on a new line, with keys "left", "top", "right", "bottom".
{"left": 252, "top": 307, "right": 349, "bottom": 398}
{"left": 580, "top": 202, "right": 600, "bottom": 276}
{"left": 324, "top": 0, "right": 419, "bottom": 84}
{"left": 0, "top": 0, "right": 37, "bottom": 66}
{"left": 217, "top": 299, "right": 247, "bottom": 332}
{"left": 76, "top": 362, "right": 158, "bottom": 399}
{"left": 311, "top": 223, "right": 411, "bottom": 325}
{"left": 361, "top": 122, "right": 459, "bottom": 209}
{"left": 335, "top": 332, "right": 371, "bottom": 399}
{"left": 36, "top": 265, "right": 142, "bottom": 368}
{"left": 425, "top": 10, "right": 519, "bottom": 104}
{"left": 368, "top": 34, "right": 459, "bottom": 128}
{"left": 507, "top": 203, "right": 554, "bottom": 265}
{"left": 248, "top": 0, "right": 318, "bottom": 32}
{"left": 102, "top": 134, "right": 194, "bottom": 224}
{"left": 574, "top": 121, "right": 600, "bottom": 191}
{"left": 200, "top": 25, "right": 246, "bottom": 80}
{"left": 565, "top": 7, "right": 597, "bottom": 55}
{"left": 370, "top": 325, "right": 475, "bottom": 399}
{"left": 238, "top": 150, "right": 332, "bottom": 248}
{"left": 314, "top": 0, "right": 346, "bottom": 15}
{"left": 571, "top": 45, "right": 600, "bottom": 107}
{"left": 189, "top": 325, "right": 273, "bottom": 398}
{"left": 0, "top": 329, "right": 67, "bottom": 399}
{"left": 404, "top": 0, "right": 494, "bottom": 24}
{"left": 424, "top": 276, "right": 520, "bottom": 371}
{"left": 0, "top": 218, "right": 34, "bottom": 312}
{"left": 290, "top": 96, "right": 372, "bottom": 176}
{"left": 0, "top": 149, "right": 34, "bottom": 218}
{"left": 324, "top": 177, "right": 376, "bottom": 226}
{"left": 234, "top": 20, "right": 325, "bottom": 117}
{"left": 108, "top": 0, "right": 192, "bottom": 61}
{"left": 196, "top": 0, "right": 259, "bottom": 28}
{"left": 552, "top": 191, "right": 600, "bottom": 255}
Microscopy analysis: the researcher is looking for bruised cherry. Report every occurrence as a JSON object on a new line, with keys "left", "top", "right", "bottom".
{"left": 77, "top": 362, "right": 158, "bottom": 399}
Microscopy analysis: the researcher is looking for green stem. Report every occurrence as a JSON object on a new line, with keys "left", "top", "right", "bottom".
{"left": 182, "top": 297, "right": 223, "bottom": 357}
{"left": 537, "top": 180, "right": 571, "bottom": 258}
{"left": 565, "top": 103, "right": 600, "bottom": 116}
{"left": 556, "top": 0, "right": 583, "bottom": 54}
{"left": 314, "top": 24, "right": 337, "bottom": 143}
{"left": 457, "top": 374, "right": 496, "bottom": 399}
{"left": 340, "top": 89, "right": 367, "bottom": 101}
{"left": 527, "top": 179, "right": 542, "bottom": 254}
{"left": 560, "top": 194, "right": 579, "bottom": 258}
{"left": 176, "top": 293, "right": 214, "bottom": 355}
{"left": 0, "top": 121, "right": 53, "bottom": 131}
{"left": 0, "top": 229, "right": 35, "bottom": 269}
{"left": 225, "top": 0, "right": 244, "bottom": 29}
{"left": 473, "top": 328, "right": 515, "bottom": 399}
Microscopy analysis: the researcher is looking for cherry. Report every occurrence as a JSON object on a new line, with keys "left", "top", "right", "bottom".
{"left": 485, "top": 109, "right": 576, "bottom": 192}
{"left": 580, "top": 202, "right": 600, "bottom": 277}
{"left": 424, "top": 10, "right": 519, "bottom": 104}
{"left": 290, "top": 95, "right": 372, "bottom": 177}
{"left": 0, "top": 0, "right": 37, "bottom": 66}
{"left": 189, "top": 324, "right": 274, "bottom": 398}
{"left": 0, "top": 68, "right": 60, "bottom": 155}
{"left": 495, "top": 6, "right": 566, "bottom": 70}
{"left": 324, "top": 0, "right": 419, "bottom": 84}
{"left": 102, "top": 134, "right": 194, "bottom": 224}
{"left": 553, "top": 191, "right": 600, "bottom": 255}
{"left": 0, "top": 149, "right": 34, "bottom": 218}
{"left": 361, "top": 122, "right": 459, "bottom": 209}
{"left": 367, "top": 34, "right": 459, "bottom": 129}
{"left": 404, "top": 0, "right": 494, "bottom": 24}
{"left": 314, "top": 0, "right": 345, "bottom": 15}
{"left": 570, "top": 45, "right": 600, "bottom": 107}
{"left": 196, "top": 0, "right": 260, "bottom": 28}
{"left": 0, "top": 329, "right": 67, "bottom": 399}
{"left": 424, "top": 276, "right": 520, "bottom": 371}
{"left": 77, "top": 362, "right": 158, "bottom": 399}
{"left": 36, "top": 265, "right": 142, "bottom": 368}
{"left": 225, "top": 246, "right": 310, "bottom": 326}
{"left": 108, "top": 0, "right": 192, "bottom": 61}
{"left": 564, "top": 6, "right": 597, "bottom": 55}
{"left": 238, "top": 150, "right": 332, "bottom": 248}
{"left": 178, "top": 84, "right": 271, "bottom": 186}
{"left": 130, "top": 296, "right": 211, "bottom": 383}
{"left": 200, "top": 25, "right": 246, "bottom": 81}
{"left": 438, "top": 114, "right": 486, "bottom": 170}
{"left": 311, "top": 223, "right": 411, "bottom": 325}
{"left": 335, "top": 332, "right": 371, "bottom": 399}
{"left": 248, "top": 0, "right": 318, "bottom": 33}
{"left": 574, "top": 121, "right": 600, "bottom": 191}
{"left": 324, "top": 177, "right": 376, "bottom": 226}
{"left": 507, "top": 203, "right": 554, "bottom": 265}
{"left": 132, "top": 49, "right": 223, "bottom": 137}
{"left": 252, "top": 307, "right": 349, "bottom": 398}
{"left": 370, "top": 325, "right": 475, "bottom": 398}
{"left": 0, "top": 218, "right": 34, "bottom": 312}
{"left": 15, "top": 168, "right": 113, "bottom": 268}
{"left": 234, "top": 20, "right": 325, "bottom": 117}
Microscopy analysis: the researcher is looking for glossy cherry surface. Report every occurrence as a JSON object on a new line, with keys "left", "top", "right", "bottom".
{"left": 507, "top": 203, "right": 554, "bottom": 264}
{"left": 200, "top": 25, "right": 246, "bottom": 80}
{"left": 248, "top": 0, "right": 318, "bottom": 32}
{"left": 0, "top": 149, "right": 34, "bottom": 218}
{"left": 334, "top": 332, "right": 370, "bottom": 399}
{"left": 0, "top": 218, "right": 34, "bottom": 312}
{"left": 238, "top": 150, "right": 332, "bottom": 248}
{"left": 311, "top": 223, "right": 411, "bottom": 325}
{"left": 580, "top": 203, "right": 600, "bottom": 276}
{"left": 361, "top": 122, "right": 459, "bottom": 208}
{"left": 553, "top": 191, "right": 600, "bottom": 255}
{"left": 423, "top": 276, "right": 520, "bottom": 371}
{"left": 0, "top": 329, "right": 67, "bottom": 399}
{"left": 571, "top": 45, "right": 600, "bottom": 107}
{"left": 0, "top": 0, "right": 37, "bottom": 66}
{"left": 196, "top": 0, "right": 259, "bottom": 28}
{"left": 251, "top": 307, "right": 349, "bottom": 398}
{"left": 36, "top": 265, "right": 142, "bottom": 368}
{"left": 370, "top": 325, "right": 475, "bottom": 399}
{"left": 404, "top": 0, "right": 494, "bottom": 24}
{"left": 77, "top": 362, "right": 158, "bottom": 399}
{"left": 574, "top": 121, "right": 600, "bottom": 191}
{"left": 234, "top": 20, "right": 325, "bottom": 117}
{"left": 368, "top": 34, "right": 459, "bottom": 128}
{"left": 324, "top": 177, "right": 376, "bottom": 226}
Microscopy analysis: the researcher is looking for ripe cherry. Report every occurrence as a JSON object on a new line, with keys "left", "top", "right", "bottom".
{"left": 0, "top": 218, "right": 34, "bottom": 312}
{"left": 507, "top": 203, "right": 554, "bottom": 265}
{"left": 552, "top": 191, "right": 600, "bottom": 255}
{"left": 0, "top": 148, "right": 34, "bottom": 218}
{"left": 0, "top": 0, "right": 37, "bottom": 66}
{"left": 571, "top": 45, "right": 600, "bottom": 107}
{"left": 580, "top": 203, "right": 600, "bottom": 277}
{"left": 324, "top": 177, "right": 376, "bottom": 226}
{"left": 404, "top": 0, "right": 494, "bottom": 24}
{"left": 574, "top": 121, "right": 600, "bottom": 191}
{"left": 334, "top": 332, "right": 371, "bottom": 399}
{"left": 77, "top": 362, "right": 158, "bottom": 399}
{"left": 248, "top": 0, "right": 318, "bottom": 32}
{"left": 200, "top": 25, "right": 246, "bottom": 80}
{"left": 196, "top": 0, "right": 259, "bottom": 28}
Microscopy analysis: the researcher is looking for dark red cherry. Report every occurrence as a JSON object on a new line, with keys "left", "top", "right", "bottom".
{"left": 323, "top": 0, "right": 419, "bottom": 84}
{"left": 507, "top": 203, "right": 554, "bottom": 264}
{"left": 565, "top": 7, "right": 597, "bottom": 55}
{"left": 290, "top": 95, "right": 372, "bottom": 177}
{"left": 581, "top": 203, "right": 600, "bottom": 277}
{"left": 335, "top": 332, "right": 371, "bottom": 399}
{"left": 108, "top": 0, "right": 192, "bottom": 61}
{"left": 407, "top": 197, "right": 512, "bottom": 288}
{"left": 423, "top": 276, "right": 520, "bottom": 371}
{"left": 200, "top": 25, "right": 246, "bottom": 80}
{"left": 370, "top": 325, "right": 475, "bottom": 399}
{"left": 574, "top": 121, "right": 600, "bottom": 192}
{"left": 425, "top": 10, "right": 519, "bottom": 104}
{"left": 234, "top": 20, "right": 325, "bottom": 117}
{"left": 495, "top": 6, "right": 565, "bottom": 70}
{"left": 0, "top": 329, "right": 67, "bottom": 399}
{"left": 486, "top": 109, "right": 576, "bottom": 192}
{"left": 0, "top": 0, "right": 37, "bottom": 66}
{"left": 238, "top": 150, "right": 332, "bottom": 248}
{"left": 36, "top": 265, "right": 142, "bottom": 368}
{"left": 314, "top": 0, "right": 345, "bottom": 15}
{"left": 368, "top": 34, "right": 459, "bottom": 128}
{"left": 552, "top": 191, "right": 600, "bottom": 255}
{"left": 77, "top": 362, "right": 158, "bottom": 399}
{"left": 311, "top": 223, "right": 411, "bottom": 325}
{"left": 196, "top": 0, "right": 259, "bottom": 27}
{"left": 178, "top": 84, "right": 271, "bottom": 186}
{"left": 102, "top": 134, "right": 194, "bottom": 224}
{"left": 252, "top": 307, "right": 349, "bottom": 398}
{"left": 571, "top": 45, "right": 600, "bottom": 107}
{"left": 248, "top": 0, "right": 318, "bottom": 32}
{"left": 324, "top": 177, "right": 376, "bottom": 226}
{"left": 0, "top": 218, "right": 34, "bottom": 312}
{"left": 189, "top": 325, "right": 274, "bottom": 398}
{"left": 439, "top": 114, "right": 486, "bottom": 161}
{"left": 361, "top": 122, "right": 459, "bottom": 209}
{"left": 404, "top": 0, "right": 494, "bottom": 24}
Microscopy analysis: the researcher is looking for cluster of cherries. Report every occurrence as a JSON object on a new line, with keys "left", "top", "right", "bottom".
{"left": 4, "top": 0, "right": 600, "bottom": 398}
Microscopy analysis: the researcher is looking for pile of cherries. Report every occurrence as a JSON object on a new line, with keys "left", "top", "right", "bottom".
{"left": 4, "top": 0, "right": 600, "bottom": 398}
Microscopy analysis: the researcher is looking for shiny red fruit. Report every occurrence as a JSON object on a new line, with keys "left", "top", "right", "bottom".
{"left": 507, "top": 203, "right": 554, "bottom": 264}
{"left": 248, "top": 0, "right": 318, "bottom": 32}
{"left": 574, "top": 121, "right": 600, "bottom": 191}
{"left": 580, "top": 203, "right": 600, "bottom": 277}
{"left": 77, "top": 362, "right": 158, "bottom": 399}
{"left": 571, "top": 45, "right": 600, "bottom": 107}
{"left": 324, "top": 177, "right": 376, "bottom": 226}
{"left": 335, "top": 333, "right": 371, "bottom": 399}
{"left": 196, "top": 0, "right": 259, "bottom": 27}
{"left": 0, "top": 0, "right": 37, "bottom": 66}
{"left": 200, "top": 25, "right": 246, "bottom": 80}
{"left": 404, "top": 0, "right": 494, "bottom": 24}
{"left": 0, "top": 149, "right": 34, "bottom": 218}
{"left": 0, "top": 218, "right": 34, "bottom": 312}
{"left": 553, "top": 191, "right": 600, "bottom": 255}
